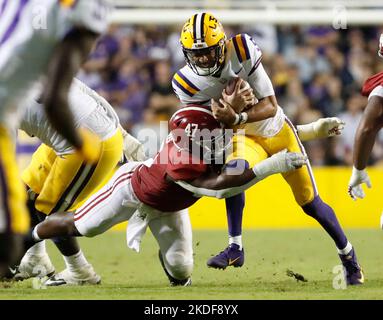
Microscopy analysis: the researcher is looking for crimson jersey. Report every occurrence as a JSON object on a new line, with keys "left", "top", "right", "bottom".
{"left": 131, "top": 137, "right": 208, "bottom": 212}
{"left": 361, "top": 71, "right": 383, "bottom": 97}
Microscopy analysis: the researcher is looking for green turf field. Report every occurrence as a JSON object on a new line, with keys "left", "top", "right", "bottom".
{"left": 1, "top": 229, "right": 383, "bottom": 300}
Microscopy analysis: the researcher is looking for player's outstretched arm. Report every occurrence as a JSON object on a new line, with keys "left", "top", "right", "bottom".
{"left": 41, "top": 29, "right": 100, "bottom": 163}
{"left": 175, "top": 150, "right": 307, "bottom": 198}
{"left": 297, "top": 117, "right": 345, "bottom": 142}
{"left": 348, "top": 96, "right": 383, "bottom": 200}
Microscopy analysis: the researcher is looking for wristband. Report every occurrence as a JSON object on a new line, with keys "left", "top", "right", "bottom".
{"left": 232, "top": 113, "right": 240, "bottom": 125}
{"left": 239, "top": 112, "right": 248, "bottom": 124}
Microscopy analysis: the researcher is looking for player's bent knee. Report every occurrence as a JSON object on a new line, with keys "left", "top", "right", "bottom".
{"left": 165, "top": 251, "right": 193, "bottom": 280}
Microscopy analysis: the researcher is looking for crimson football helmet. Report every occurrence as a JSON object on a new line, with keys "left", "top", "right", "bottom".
{"left": 169, "top": 106, "right": 232, "bottom": 163}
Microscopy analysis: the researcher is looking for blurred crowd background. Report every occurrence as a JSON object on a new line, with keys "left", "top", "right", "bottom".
{"left": 76, "top": 23, "right": 383, "bottom": 165}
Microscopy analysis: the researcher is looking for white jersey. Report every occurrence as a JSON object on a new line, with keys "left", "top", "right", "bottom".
{"left": 20, "top": 78, "right": 119, "bottom": 155}
{"left": 0, "top": 0, "right": 112, "bottom": 127}
{"left": 172, "top": 33, "right": 285, "bottom": 137}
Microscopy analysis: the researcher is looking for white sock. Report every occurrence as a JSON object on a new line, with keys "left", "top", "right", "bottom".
{"left": 337, "top": 241, "right": 353, "bottom": 255}
{"left": 63, "top": 250, "right": 90, "bottom": 273}
{"left": 229, "top": 235, "right": 243, "bottom": 250}
{"left": 26, "top": 241, "right": 47, "bottom": 256}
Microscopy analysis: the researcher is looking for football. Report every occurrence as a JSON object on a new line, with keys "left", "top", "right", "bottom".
{"left": 225, "top": 77, "right": 250, "bottom": 95}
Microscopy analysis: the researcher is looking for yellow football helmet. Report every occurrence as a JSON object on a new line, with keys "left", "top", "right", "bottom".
{"left": 180, "top": 13, "right": 226, "bottom": 76}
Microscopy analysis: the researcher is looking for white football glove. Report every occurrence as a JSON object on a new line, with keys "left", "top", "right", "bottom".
{"left": 378, "top": 33, "right": 383, "bottom": 58}
{"left": 253, "top": 149, "right": 307, "bottom": 179}
{"left": 120, "top": 126, "right": 147, "bottom": 162}
{"left": 297, "top": 117, "right": 345, "bottom": 142}
{"left": 348, "top": 167, "right": 372, "bottom": 200}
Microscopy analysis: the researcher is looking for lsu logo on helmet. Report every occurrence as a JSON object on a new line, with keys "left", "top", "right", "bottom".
{"left": 180, "top": 13, "right": 227, "bottom": 76}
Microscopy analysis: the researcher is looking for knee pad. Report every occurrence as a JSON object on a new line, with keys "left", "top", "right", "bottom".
{"left": 164, "top": 251, "right": 193, "bottom": 280}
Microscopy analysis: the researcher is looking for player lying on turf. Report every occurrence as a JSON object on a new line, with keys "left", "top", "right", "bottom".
{"left": 173, "top": 12, "right": 363, "bottom": 286}
{"left": 11, "top": 78, "right": 145, "bottom": 285}
{"left": 21, "top": 106, "right": 307, "bottom": 286}
{"left": 0, "top": 0, "right": 112, "bottom": 277}
{"left": 348, "top": 34, "right": 383, "bottom": 215}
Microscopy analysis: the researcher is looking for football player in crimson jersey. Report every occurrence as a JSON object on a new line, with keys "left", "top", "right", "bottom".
{"left": 174, "top": 12, "right": 364, "bottom": 285}
{"left": 21, "top": 106, "right": 306, "bottom": 286}
{"left": 348, "top": 34, "right": 383, "bottom": 207}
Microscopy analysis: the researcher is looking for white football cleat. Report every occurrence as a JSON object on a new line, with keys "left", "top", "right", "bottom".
{"left": 14, "top": 253, "right": 55, "bottom": 280}
{"left": 44, "top": 264, "right": 101, "bottom": 286}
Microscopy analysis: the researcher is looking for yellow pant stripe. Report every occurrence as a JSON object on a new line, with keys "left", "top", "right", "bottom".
{"left": 284, "top": 118, "right": 318, "bottom": 197}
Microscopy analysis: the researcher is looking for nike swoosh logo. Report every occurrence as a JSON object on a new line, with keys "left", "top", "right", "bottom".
{"left": 228, "top": 257, "right": 240, "bottom": 265}
{"left": 234, "top": 67, "right": 243, "bottom": 75}
{"left": 8, "top": 267, "right": 17, "bottom": 275}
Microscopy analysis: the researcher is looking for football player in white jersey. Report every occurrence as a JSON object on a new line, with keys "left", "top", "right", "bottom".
{"left": 12, "top": 78, "right": 145, "bottom": 285}
{"left": 172, "top": 12, "right": 364, "bottom": 285}
{"left": 0, "top": 0, "right": 112, "bottom": 277}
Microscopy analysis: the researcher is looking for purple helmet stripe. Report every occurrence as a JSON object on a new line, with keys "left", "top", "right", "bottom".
{"left": 0, "top": 0, "right": 29, "bottom": 47}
